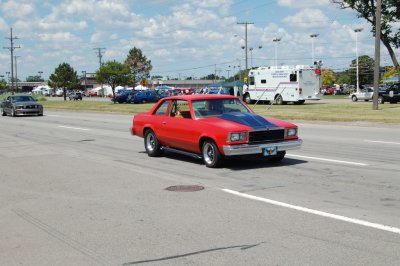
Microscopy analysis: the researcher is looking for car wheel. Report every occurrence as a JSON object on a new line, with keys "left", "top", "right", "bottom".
{"left": 11, "top": 107, "right": 16, "bottom": 117}
{"left": 244, "top": 93, "right": 252, "bottom": 104}
{"left": 378, "top": 96, "right": 384, "bottom": 104}
{"left": 202, "top": 140, "right": 223, "bottom": 168}
{"left": 144, "top": 129, "right": 163, "bottom": 157}
{"left": 1, "top": 107, "right": 6, "bottom": 116}
{"left": 267, "top": 151, "right": 286, "bottom": 162}
{"left": 141, "top": 99, "right": 146, "bottom": 104}
{"left": 275, "top": 95, "right": 284, "bottom": 105}
{"left": 351, "top": 95, "right": 357, "bottom": 102}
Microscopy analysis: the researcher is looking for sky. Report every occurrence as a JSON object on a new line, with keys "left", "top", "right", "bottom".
{"left": 0, "top": 0, "right": 398, "bottom": 81}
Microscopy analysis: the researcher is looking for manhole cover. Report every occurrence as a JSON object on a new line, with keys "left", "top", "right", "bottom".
{"left": 165, "top": 185, "right": 204, "bottom": 192}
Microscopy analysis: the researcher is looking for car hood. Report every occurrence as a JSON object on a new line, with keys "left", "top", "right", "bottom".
{"left": 14, "top": 101, "right": 42, "bottom": 106}
{"left": 200, "top": 112, "right": 286, "bottom": 131}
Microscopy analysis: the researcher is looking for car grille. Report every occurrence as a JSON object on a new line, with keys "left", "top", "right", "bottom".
{"left": 248, "top": 129, "right": 285, "bottom": 144}
{"left": 24, "top": 105, "right": 39, "bottom": 109}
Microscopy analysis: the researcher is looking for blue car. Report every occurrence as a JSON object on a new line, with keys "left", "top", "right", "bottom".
{"left": 112, "top": 90, "right": 136, "bottom": 103}
{"left": 128, "top": 90, "right": 160, "bottom": 104}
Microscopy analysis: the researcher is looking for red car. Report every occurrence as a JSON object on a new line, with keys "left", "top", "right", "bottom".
{"left": 131, "top": 95, "right": 302, "bottom": 167}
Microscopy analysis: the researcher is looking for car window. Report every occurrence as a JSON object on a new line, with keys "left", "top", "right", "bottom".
{"left": 192, "top": 98, "right": 251, "bottom": 118}
{"left": 170, "top": 100, "right": 191, "bottom": 119}
{"left": 154, "top": 100, "right": 169, "bottom": 116}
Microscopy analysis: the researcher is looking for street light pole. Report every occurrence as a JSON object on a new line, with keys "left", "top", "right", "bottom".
{"left": 273, "top": 37, "right": 282, "bottom": 66}
{"left": 82, "top": 71, "right": 87, "bottom": 92}
{"left": 354, "top": 28, "right": 363, "bottom": 93}
{"left": 310, "top": 34, "right": 319, "bottom": 64}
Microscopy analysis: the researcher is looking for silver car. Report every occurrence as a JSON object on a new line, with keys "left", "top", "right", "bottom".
{"left": 350, "top": 87, "right": 374, "bottom": 102}
{"left": 1, "top": 95, "right": 43, "bottom": 117}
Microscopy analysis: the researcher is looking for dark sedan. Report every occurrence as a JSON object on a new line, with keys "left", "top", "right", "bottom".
{"left": 378, "top": 83, "right": 400, "bottom": 104}
{"left": 1, "top": 95, "right": 43, "bottom": 117}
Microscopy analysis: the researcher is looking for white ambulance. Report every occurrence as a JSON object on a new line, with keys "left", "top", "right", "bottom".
{"left": 243, "top": 65, "right": 322, "bottom": 104}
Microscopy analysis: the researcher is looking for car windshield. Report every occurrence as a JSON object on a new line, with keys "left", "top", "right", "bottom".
{"left": 12, "top": 95, "right": 35, "bottom": 102}
{"left": 192, "top": 98, "right": 251, "bottom": 118}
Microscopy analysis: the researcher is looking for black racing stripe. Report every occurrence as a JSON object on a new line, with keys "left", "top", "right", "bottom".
{"left": 219, "top": 112, "right": 279, "bottom": 129}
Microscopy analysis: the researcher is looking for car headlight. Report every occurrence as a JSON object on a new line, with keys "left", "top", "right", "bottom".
{"left": 286, "top": 128, "right": 297, "bottom": 137}
{"left": 16, "top": 105, "right": 23, "bottom": 109}
{"left": 228, "top": 132, "right": 247, "bottom": 142}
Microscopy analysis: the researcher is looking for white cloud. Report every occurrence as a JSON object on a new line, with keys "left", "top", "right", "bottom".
{"left": 277, "top": 0, "right": 330, "bottom": 8}
{"left": 0, "top": 17, "right": 8, "bottom": 31}
{"left": 39, "top": 19, "right": 87, "bottom": 31}
{"left": 38, "top": 32, "right": 81, "bottom": 43}
{"left": 1, "top": 1, "right": 35, "bottom": 18}
{"left": 282, "top": 8, "right": 330, "bottom": 29}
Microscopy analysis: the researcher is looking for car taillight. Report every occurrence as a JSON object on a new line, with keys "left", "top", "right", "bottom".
{"left": 315, "top": 68, "right": 321, "bottom": 75}
{"left": 299, "top": 88, "right": 302, "bottom": 95}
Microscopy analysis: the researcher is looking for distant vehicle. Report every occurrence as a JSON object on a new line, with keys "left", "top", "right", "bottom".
{"left": 244, "top": 64, "right": 322, "bottom": 105}
{"left": 131, "top": 94, "right": 302, "bottom": 168}
{"left": 1, "top": 95, "right": 43, "bottom": 117}
{"left": 377, "top": 83, "right": 400, "bottom": 104}
{"left": 128, "top": 90, "right": 160, "bottom": 104}
{"left": 68, "top": 91, "right": 82, "bottom": 101}
{"left": 350, "top": 87, "right": 374, "bottom": 102}
{"left": 112, "top": 90, "right": 136, "bottom": 103}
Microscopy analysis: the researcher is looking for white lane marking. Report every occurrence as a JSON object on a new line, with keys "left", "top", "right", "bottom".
{"left": 58, "top": 125, "right": 89, "bottom": 131}
{"left": 287, "top": 154, "right": 367, "bottom": 166}
{"left": 222, "top": 189, "right": 400, "bottom": 235}
{"left": 365, "top": 140, "right": 400, "bottom": 145}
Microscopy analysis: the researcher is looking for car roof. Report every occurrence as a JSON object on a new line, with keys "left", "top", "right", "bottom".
{"left": 161, "top": 94, "right": 237, "bottom": 101}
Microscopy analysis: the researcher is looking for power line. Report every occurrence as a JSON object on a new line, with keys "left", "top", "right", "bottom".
{"left": 3, "top": 28, "right": 20, "bottom": 94}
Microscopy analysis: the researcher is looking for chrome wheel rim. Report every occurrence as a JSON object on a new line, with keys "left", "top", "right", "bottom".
{"left": 146, "top": 133, "right": 155, "bottom": 152}
{"left": 203, "top": 143, "right": 214, "bottom": 165}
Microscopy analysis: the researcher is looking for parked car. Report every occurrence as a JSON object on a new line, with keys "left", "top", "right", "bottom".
{"left": 131, "top": 94, "right": 302, "bottom": 168}
{"left": 112, "top": 90, "right": 136, "bottom": 103}
{"left": 68, "top": 91, "right": 82, "bottom": 100}
{"left": 1, "top": 95, "right": 43, "bottom": 117}
{"left": 377, "top": 83, "right": 400, "bottom": 104}
{"left": 350, "top": 87, "right": 374, "bottom": 102}
{"left": 128, "top": 90, "right": 160, "bottom": 104}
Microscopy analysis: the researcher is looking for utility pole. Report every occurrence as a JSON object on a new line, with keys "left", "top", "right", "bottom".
{"left": 94, "top": 48, "right": 105, "bottom": 96}
{"left": 3, "top": 28, "right": 20, "bottom": 94}
{"left": 94, "top": 48, "right": 106, "bottom": 69}
{"left": 372, "top": 0, "right": 381, "bottom": 110}
{"left": 237, "top": 22, "right": 254, "bottom": 72}
{"left": 14, "top": 55, "right": 20, "bottom": 92}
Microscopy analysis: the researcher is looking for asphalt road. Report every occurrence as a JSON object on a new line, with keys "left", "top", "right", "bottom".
{"left": 0, "top": 110, "right": 399, "bottom": 266}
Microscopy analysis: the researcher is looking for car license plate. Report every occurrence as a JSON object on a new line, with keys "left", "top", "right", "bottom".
{"left": 263, "top": 147, "right": 277, "bottom": 156}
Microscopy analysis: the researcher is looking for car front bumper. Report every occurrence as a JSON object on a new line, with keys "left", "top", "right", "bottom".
{"left": 223, "top": 139, "right": 302, "bottom": 156}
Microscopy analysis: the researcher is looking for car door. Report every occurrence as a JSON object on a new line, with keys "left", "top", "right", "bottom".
{"left": 159, "top": 100, "right": 199, "bottom": 152}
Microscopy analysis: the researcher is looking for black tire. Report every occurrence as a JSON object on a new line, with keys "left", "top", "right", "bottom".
{"left": 202, "top": 140, "right": 223, "bottom": 168}
{"left": 141, "top": 99, "right": 146, "bottom": 104}
{"left": 244, "top": 93, "right": 252, "bottom": 104}
{"left": 1, "top": 107, "right": 6, "bottom": 116}
{"left": 378, "top": 96, "right": 384, "bottom": 104}
{"left": 267, "top": 151, "right": 286, "bottom": 162}
{"left": 144, "top": 129, "right": 163, "bottom": 157}
{"left": 275, "top": 95, "right": 284, "bottom": 105}
{"left": 294, "top": 100, "right": 305, "bottom": 105}
{"left": 11, "top": 107, "right": 16, "bottom": 117}
{"left": 351, "top": 95, "right": 357, "bottom": 102}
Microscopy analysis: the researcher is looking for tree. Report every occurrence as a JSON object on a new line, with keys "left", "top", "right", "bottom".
{"left": 124, "top": 47, "right": 152, "bottom": 85}
{"left": 26, "top": 75, "right": 44, "bottom": 82}
{"left": 322, "top": 68, "right": 336, "bottom": 85}
{"left": 0, "top": 79, "right": 8, "bottom": 92}
{"left": 96, "top": 60, "right": 132, "bottom": 103}
{"left": 336, "top": 70, "right": 353, "bottom": 85}
{"left": 331, "top": 0, "right": 400, "bottom": 70}
{"left": 350, "top": 55, "right": 375, "bottom": 85}
{"left": 48, "top": 63, "right": 80, "bottom": 101}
